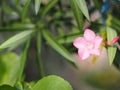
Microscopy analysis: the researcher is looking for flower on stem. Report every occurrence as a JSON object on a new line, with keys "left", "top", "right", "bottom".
{"left": 105, "top": 36, "right": 119, "bottom": 46}
{"left": 73, "top": 29, "right": 103, "bottom": 60}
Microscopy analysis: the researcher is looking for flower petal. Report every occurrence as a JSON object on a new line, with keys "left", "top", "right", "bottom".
{"left": 84, "top": 29, "right": 95, "bottom": 41}
{"left": 73, "top": 37, "right": 87, "bottom": 49}
{"left": 78, "top": 48, "right": 90, "bottom": 60}
{"left": 90, "top": 49, "right": 100, "bottom": 56}
{"left": 94, "top": 36, "right": 103, "bottom": 48}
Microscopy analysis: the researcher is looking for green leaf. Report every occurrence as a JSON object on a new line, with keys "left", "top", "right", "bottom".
{"left": 107, "top": 27, "right": 117, "bottom": 65}
{"left": 41, "top": 0, "right": 58, "bottom": 17}
{"left": 57, "top": 33, "right": 82, "bottom": 44}
{"left": 1, "top": 4, "right": 13, "bottom": 14}
{"left": 0, "top": 30, "right": 34, "bottom": 49}
{"left": 0, "top": 85, "right": 16, "bottom": 90}
{"left": 18, "top": 40, "right": 30, "bottom": 81}
{"left": 0, "top": 52, "right": 20, "bottom": 86}
{"left": 69, "top": 0, "right": 83, "bottom": 32}
{"left": 21, "top": 0, "right": 31, "bottom": 20}
{"left": 74, "top": 0, "right": 90, "bottom": 21}
{"left": 32, "top": 75, "right": 73, "bottom": 90}
{"left": 93, "top": 0, "right": 102, "bottom": 10}
{"left": 36, "top": 32, "right": 45, "bottom": 77}
{"left": 42, "top": 30, "right": 75, "bottom": 63}
{"left": 35, "top": 0, "right": 42, "bottom": 15}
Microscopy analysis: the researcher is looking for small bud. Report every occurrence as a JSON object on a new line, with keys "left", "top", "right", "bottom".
{"left": 111, "top": 36, "right": 119, "bottom": 45}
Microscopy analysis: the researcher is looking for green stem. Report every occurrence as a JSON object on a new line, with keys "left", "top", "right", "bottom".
{"left": 36, "top": 31, "right": 45, "bottom": 78}
{"left": 18, "top": 39, "right": 30, "bottom": 81}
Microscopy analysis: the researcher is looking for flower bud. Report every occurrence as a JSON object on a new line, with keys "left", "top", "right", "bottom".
{"left": 111, "top": 36, "right": 119, "bottom": 45}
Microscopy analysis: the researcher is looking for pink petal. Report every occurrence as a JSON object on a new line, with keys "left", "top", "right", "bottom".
{"left": 90, "top": 49, "right": 100, "bottom": 56}
{"left": 73, "top": 37, "right": 87, "bottom": 49}
{"left": 84, "top": 29, "right": 95, "bottom": 41}
{"left": 78, "top": 48, "right": 90, "bottom": 60}
{"left": 94, "top": 36, "right": 103, "bottom": 49}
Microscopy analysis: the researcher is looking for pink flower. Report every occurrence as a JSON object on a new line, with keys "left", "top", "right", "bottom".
{"left": 73, "top": 29, "right": 103, "bottom": 60}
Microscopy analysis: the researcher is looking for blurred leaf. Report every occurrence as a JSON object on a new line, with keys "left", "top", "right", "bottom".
{"left": 36, "top": 32, "right": 45, "bottom": 77}
{"left": 0, "top": 52, "right": 20, "bottom": 86}
{"left": 32, "top": 75, "right": 73, "bottom": 90}
{"left": 0, "top": 30, "right": 34, "bottom": 49}
{"left": 0, "top": 23, "right": 35, "bottom": 31}
{"left": 1, "top": 4, "right": 13, "bottom": 14}
{"left": 85, "top": 70, "right": 120, "bottom": 89}
{"left": 107, "top": 27, "right": 117, "bottom": 65}
{"left": 57, "top": 33, "right": 82, "bottom": 44}
{"left": 35, "top": 0, "right": 42, "bottom": 15}
{"left": 42, "top": 30, "right": 75, "bottom": 63}
{"left": 0, "top": 85, "right": 16, "bottom": 90}
{"left": 41, "top": 0, "right": 58, "bottom": 17}
{"left": 93, "top": 0, "right": 102, "bottom": 10}
{"left": 113, "top": 49, "right": 120, "bottom": 69}
{"left": 15, "top": 81, "right": 33, "bottom": 90}
{"left": 69, "top": 0, "right": 83, "bottom": 32}
{"left": 18, "top": 40, "right": 30, "bottom": 81}
{"left": 21, "top": 0, "right": 31, "bottom": 20}
{"left": 75, "top": 0, "right": 90, "bottom": 21}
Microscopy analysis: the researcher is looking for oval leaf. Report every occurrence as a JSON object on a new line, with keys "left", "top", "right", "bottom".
{"left": 32, "top": 75, "right": 73, "bottom": 90}
{"left": 0, "top": 52, "right": 20, "bottom": 86}
{"left": 107, "top": 27, "right": 117, "bottom": 65}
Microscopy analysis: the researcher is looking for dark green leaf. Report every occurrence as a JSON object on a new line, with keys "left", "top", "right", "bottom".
{"left": 41, "top": 0, "right": 58, "bottom": 17}
{"left": 21, "top": 0, "right": 31, "bottom": 20}
{"left": 75, "top": 0, "right": 90, "bottom": 21}
{"left": 18, "top": 40, "right": 30, "bottom": 81}
{"left": 107, "top": 27, "right": 117, "bottom": 65}
{"left": 69, "top": 0, "right": 83, "bottom": 32}
{"left": 32, "top": 75, "right": 73, "bottom": 90}
{"left": 93, "top": 0, "right": 102, "bottom": 10}
{"left": 36, "top": 32, "right": 45, "bottom": 77}
{"left": 35, "top": 0, "right": 42, "bottom": 15}
{"left": 42, "top": 30, "right": 75, "bottom": 63}
{"left": 0, "top": 85, "right": 16, "bottom": 90}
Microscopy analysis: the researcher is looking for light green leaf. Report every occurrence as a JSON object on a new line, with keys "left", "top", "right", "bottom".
{"left": 32, "top": 75, "right": 73, "bottom": 90}
{"left": 0, "top": 30, "right": 34, "bottom": 49}
{"left": 35, "top": 0, "right": 41, "bottom": 15}
{"left": 0, "top": 52, "right": 20, "bottom": 86}
{"left": 21, "top": 0, "right": 31, "bottom": 20}
{"left": 75, "top": 0, "right": 90, "bottom": 21}
{"left": 107, "top": 27, "right": 117, "bottom": 65}
{"left": 69, "top": 0, "right": 83, "bottom": 32}
{"left": 42, "top": 30, "right": 75, "bottom": 63}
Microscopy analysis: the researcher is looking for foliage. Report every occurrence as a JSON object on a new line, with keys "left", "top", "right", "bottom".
{"left": 0, "top": 0, "right": 120, "bottom": 89}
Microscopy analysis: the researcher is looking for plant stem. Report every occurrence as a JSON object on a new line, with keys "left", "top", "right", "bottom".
{"left": 36, "top": 31, "right": 45, "bottom": 78}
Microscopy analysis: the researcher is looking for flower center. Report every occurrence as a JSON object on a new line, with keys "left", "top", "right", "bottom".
{"left": 87, "top": 43, "right": 94, "bottom": 49}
